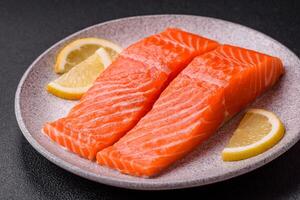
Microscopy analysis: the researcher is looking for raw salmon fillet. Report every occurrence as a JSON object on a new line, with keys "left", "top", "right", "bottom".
{"left": 97, "top": 44, "right": 284, "bottom": 177}
{"left": 43, "top": 28, "right": 219, "bottom": 160}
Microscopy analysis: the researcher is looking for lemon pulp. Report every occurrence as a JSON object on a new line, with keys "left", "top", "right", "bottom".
{"left": 222, "top": 109, "right": 285, "bottom": 161}
{"left": 47, "top": 48, "right": 113, "bottom": 100}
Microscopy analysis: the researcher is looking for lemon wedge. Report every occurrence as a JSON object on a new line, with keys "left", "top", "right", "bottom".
{"left": 47, "top": 48, "right": 112, "bottom": 100}
{"left": 222, "top": 109, "right": 285, "bottom": 161}
{"left": 54, "top": 37, "right": 122, "bottom": 73}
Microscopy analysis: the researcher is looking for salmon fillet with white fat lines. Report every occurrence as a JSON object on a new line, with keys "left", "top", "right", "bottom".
{"left": 43, "top": 28, "right": 219, "bottom": 160}
{"left": 97, "top": 44, "right": 284, "bottom": 177}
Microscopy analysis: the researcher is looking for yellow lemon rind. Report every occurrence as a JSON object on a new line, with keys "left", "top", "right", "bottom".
{"left": 47, "top": 82, "right": 91, "bottom": 100}
{"left": 222, "top": 109, "right": 285, "bottom": 161}
{"left": 54, "top": 37, "right": 122, "bottom": 73}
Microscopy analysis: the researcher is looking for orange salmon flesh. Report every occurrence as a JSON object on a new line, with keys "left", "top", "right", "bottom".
{"left": 96, "top": 44, "right": 284, "bottom": 177}
{"left": 43, "top": 28, "right": 219, "bottom": 160}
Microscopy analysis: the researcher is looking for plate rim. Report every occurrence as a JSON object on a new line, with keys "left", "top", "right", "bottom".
{"left": 15, "top": 14, "right": 300, "bottom": 190}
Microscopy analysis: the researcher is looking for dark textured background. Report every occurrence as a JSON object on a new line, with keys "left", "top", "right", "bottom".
{"left": 1, "top": 0, "right": 299, "bottom": 199}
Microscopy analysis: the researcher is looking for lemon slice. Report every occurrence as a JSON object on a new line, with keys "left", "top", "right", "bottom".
{"left": 47, "top": 48, "right": 112, "bottom": 100}
{"left": 54, "top": 37, "right": 122, "bottom": 73}
{"left": 222, "top": 109, "right": 285, "bottom": 161}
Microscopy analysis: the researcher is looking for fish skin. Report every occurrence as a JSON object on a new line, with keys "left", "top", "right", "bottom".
{"left": 97, "top": 44, "right": 284, "bottom": 177}
{"left": 43, "top": 28, "right": 219, "bottom": 160}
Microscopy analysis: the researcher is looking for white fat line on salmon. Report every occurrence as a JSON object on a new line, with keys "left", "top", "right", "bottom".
{"left": 73, "top": 107, "right": 142, "bottom": 132}
{"left": 119, "top": 122, "right": 202, "bottom": 156}
{"left": 157, "top": 34, "right": 195, "bottom": 52}
{"left": 153, "top": 87, "right": 198, "bottom": 110}
{"left": 69, "top": 82, "right": 155, "bottom": 116}
{"left": 139, "top": 92, "right": 202, "bottom": 126}
{"left": 120, "top": 104, "right": 210, "bottom": 146}
{"left": 68, "top": 90, "right": 151, "bottom": 118}
{"left": 121, "top": 52, "right": 171, "bottom": 75}
{"left": 135, "top": 96, "right": 209, "bottom": 129}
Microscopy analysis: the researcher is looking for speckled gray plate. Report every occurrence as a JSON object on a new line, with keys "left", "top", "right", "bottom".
{"left": 15, "top": 15, "right": 300, "bottom": 190}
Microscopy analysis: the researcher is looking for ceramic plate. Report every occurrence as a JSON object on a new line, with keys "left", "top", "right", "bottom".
{"left": 15, "top": 15, "right": 300, "bottom": 190}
